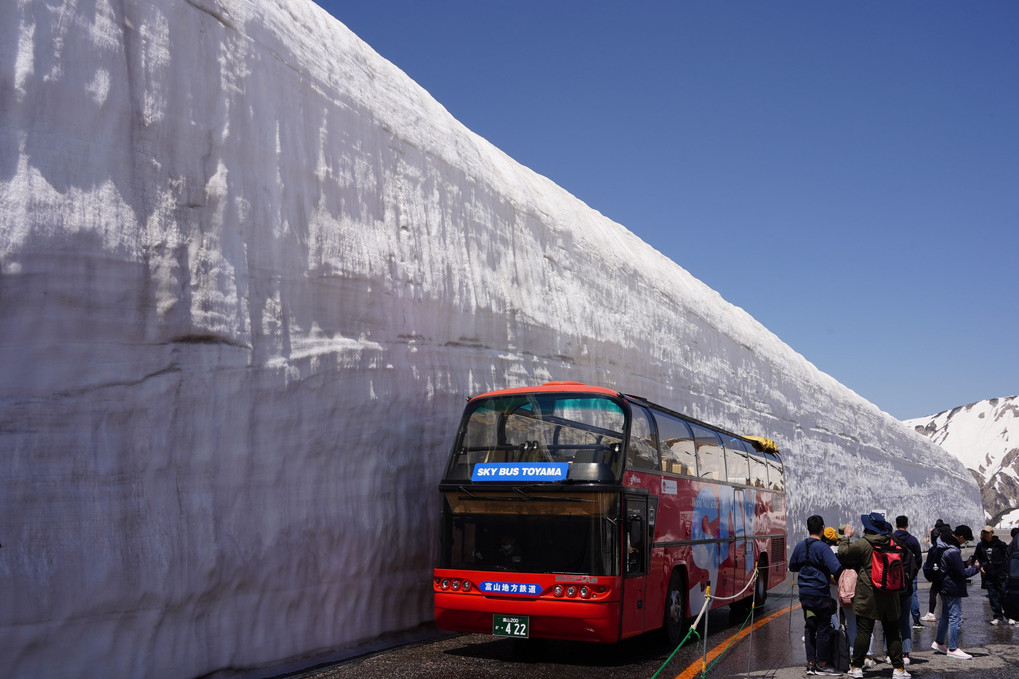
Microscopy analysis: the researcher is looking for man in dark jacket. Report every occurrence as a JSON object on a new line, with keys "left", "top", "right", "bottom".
{"left": 932, "top": 524, "right": 979, "bottom": 659}
{"left": 973, "top": 525, "right": 1009, "bottom": 624}
{"left": 893, "top": 515, "right": 923, "bottom": 661}
{"left": 790, "top": 514, "right": 843, "bottom": 676}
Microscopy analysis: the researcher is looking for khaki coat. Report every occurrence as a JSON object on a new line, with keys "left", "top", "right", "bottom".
{"left": 837, "top": 531, "right": 901, "bottom": 621}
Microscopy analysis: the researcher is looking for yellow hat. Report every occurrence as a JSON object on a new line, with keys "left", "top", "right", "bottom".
{"left": 823, "top": 526, "right": 839, "bottom": 541}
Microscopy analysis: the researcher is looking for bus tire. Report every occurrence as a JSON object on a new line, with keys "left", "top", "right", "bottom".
{"left": 663, "top": 569, "right": 689, "bottom": 647}
{"left": 754, "top": 558, "right": 768, "bottom": 609}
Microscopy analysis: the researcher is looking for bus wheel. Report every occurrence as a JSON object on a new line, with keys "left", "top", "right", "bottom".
{"left": 754, "top": 560, "right": 768, "bottom": 609}
{"left": 664, "top": 570, "right": 689, "bottom": 647}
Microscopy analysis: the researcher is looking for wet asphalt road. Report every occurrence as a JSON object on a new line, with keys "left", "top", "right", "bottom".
{"left": 279, "top": 579, "right": 1019, "bottom": 679}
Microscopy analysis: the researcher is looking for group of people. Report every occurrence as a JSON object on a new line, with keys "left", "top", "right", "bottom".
{"left": 790, "top": 511, "right": 1018, "bottom": 678}
{"left": 924, "top": 522, "right": 1018, "bottom": 627}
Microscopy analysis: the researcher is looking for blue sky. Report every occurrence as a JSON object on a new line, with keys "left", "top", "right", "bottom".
{"left": 317, "top": 1, "right": 1018, "bottom": 420}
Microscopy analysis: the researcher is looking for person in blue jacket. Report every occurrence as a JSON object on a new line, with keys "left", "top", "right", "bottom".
{"left": 931, "top": 524, "right": 978, "bottom": 659}
{"left": 790, "top": 514, "right": 844, "bottom": 675}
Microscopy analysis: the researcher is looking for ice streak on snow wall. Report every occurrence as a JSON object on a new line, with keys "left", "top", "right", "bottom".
{"left": 0, "top": 1, "right": 981, "bottom": 678}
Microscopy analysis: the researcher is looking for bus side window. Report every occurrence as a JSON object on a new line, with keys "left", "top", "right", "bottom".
{"left": 723, "top": 437, "right": 750, "bottom": 486}
{"left": 749, "top": 451, "right": 768, "bottom": 488}
{"left": 766, "top": 454, "right": 785, "bottom": 491}
{"left": 626, "top": 406, "right": 659, "bottom": 471}
{"left": 653, "top": 410, "right": 696, "bottom": 476}
{"left": 690, "top": 424, "right": 725, "bottom": 480}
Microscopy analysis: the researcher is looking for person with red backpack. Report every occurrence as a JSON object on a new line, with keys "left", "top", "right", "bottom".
{"left": 931, "top": 524, "right": 979, "bottom": 659}
{"left": 838, "top": 512, "right": 910, "bottom": 679}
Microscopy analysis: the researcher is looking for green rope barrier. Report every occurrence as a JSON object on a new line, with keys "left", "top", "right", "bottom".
{"left": 650, "top": 624, "right": 702, "bottom": 679}
{"left": 651, "top": 576, "right": 798, "bottom": 679}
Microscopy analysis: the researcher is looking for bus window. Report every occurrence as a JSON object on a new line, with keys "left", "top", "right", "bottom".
{"left": 654, "top": 411, "right": 696, "bottom": 476}
{"left": 723, "top": 437, "right": 750, "bottom": 486}
{"left": 690, "top": 424, "right": 725, "bottom": 481}
{"left": 766, "top": 454, "right": 785, "bottom": 491}
{"left": 749, "top": 451, "right": 768, "bottom": 488}
{"left": 443, "top": 394, "right": 626, "bottom": 480}
{"left": 626, "top": 406, "right": 659, "bottom": 471}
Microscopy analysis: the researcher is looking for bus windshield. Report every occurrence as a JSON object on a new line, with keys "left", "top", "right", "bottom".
{"left": 443, "top": 393, "right": 627, "bottom": 482}
{"left": 439, "top": 491, "right": 620, "bottom": 576}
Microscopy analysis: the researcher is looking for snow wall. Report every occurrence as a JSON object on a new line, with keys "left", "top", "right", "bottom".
{"left": 0, "top": 1, "right": 982, "bottom": 677}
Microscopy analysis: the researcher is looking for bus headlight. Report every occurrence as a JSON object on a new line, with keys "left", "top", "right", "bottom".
{"left": 461, "top": 580, "right": 472, "bottom": 592}
{"left": 580, "top": 586, "right": 591, "bottom": 599}
{"left": 566, "top": 586, "right": 577, "bottom": 598}
{"left": 440, "top": 579, "right": 450, "bottom": 590}
{"left": 553, "top": 585, "right": 564, "bottom": 597}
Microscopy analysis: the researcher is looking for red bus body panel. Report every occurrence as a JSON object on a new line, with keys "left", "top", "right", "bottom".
{"left": 434, "top": 570, "right": 624, "bottom": 643}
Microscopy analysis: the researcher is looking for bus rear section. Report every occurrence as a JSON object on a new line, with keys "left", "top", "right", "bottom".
{"left": 434, "top": 489, "right": 629, "bottom": 643}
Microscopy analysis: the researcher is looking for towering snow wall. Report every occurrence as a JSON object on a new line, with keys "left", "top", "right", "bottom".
{"left": 0, "top": 1, "right": 981, "bottom": 677}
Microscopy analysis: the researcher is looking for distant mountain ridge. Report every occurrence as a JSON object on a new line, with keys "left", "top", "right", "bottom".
{"left": 905, "top": 396, "right": 1019, "bottom": 525}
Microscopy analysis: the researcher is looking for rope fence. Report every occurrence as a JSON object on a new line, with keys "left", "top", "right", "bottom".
{"left": 652, "top": 563, "right": 798, "bottom": 679}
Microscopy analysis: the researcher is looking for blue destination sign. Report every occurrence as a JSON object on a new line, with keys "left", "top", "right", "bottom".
{"left": 471, "top": 462, "right": 568, "bottom": 482}
{"left": 480, "top": 581, "right": 541, "bottom": 596}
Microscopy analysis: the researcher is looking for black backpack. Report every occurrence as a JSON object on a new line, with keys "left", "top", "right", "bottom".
{"left": 923, "top": 545, "right": 945, "bottom": 583}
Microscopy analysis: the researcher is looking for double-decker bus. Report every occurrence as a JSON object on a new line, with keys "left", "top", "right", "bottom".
{"left": 433, "top": 381, "right": 786, "bottom": 645}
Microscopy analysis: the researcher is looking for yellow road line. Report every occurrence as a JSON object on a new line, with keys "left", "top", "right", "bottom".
{"left": 674, "top": 603, "right": 802, "bottom": 679}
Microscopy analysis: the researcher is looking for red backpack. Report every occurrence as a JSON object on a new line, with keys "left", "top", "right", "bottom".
{"left": 870, "top": 538, "right": 906, "bottom": 592}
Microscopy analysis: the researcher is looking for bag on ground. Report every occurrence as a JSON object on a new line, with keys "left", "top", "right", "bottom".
{"left": 829, "top": 609, "right": 851, "bottom": 672}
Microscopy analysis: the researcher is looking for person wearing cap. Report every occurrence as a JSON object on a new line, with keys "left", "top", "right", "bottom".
{"left": 931, "top": 523, "right": 979, "bottom": 659}
{"left": 838, "top": 512, "right": 909, "bottom": 679}
{"left": 972, "top": 524, "right": 1009, "bottom": 624}
{"left": 789, "top": 515, "right": 844, "bottom": 676}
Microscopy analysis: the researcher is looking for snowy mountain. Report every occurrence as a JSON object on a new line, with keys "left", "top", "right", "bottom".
{"left": 905, "top": 396, "right": 1019, "bottom": 527}
{"left": 0, "top": 1, "right": 980, "bottom": 678}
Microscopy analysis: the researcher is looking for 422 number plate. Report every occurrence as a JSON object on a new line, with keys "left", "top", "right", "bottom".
{"left": 492, "top": 614, "right": 529, "bottom": 638}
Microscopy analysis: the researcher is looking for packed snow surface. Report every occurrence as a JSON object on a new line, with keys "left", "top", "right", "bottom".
{"left": 0, "top": 1, "right": 981, "bottom": 677}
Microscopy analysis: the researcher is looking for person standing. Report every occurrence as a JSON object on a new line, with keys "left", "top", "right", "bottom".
{"left": 972, "top": 525, "right": 1009, "bottom": 624}
{"left": 931, "top": 524, "right": 979, "bottom": 659}
{"left": 790, "top": 515, "right": 844, "bottom": 676}
{"left": 838, "top": 513, "right": 909, "bottom": 679}
{"left": 920, "top": 519, "right": 945, "bottom": 622}
{"left": 893, "top": 516, "right": 922, "bottom": 663}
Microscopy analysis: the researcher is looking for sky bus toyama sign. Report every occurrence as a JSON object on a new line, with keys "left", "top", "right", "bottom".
{"left": 433, "top": 381, "right": 787, "bottom": 645}
{"left": 472, "top": 463, "right": 569, "bottom": 481}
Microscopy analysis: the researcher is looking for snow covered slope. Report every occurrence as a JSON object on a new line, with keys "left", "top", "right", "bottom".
{"left": 906, "top": 396, "right": 1019, "bottom": 526}
{"left": 0, "top": 1, "right": 980, "bottom": 677}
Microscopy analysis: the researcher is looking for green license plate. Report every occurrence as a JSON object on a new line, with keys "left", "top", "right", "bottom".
{"left": 493, "top": 614, "right": 529, "bottom": 638}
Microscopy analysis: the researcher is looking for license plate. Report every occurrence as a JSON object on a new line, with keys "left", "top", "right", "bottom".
{"left": 493, "top": 614, "right": 529, "bottom": 638}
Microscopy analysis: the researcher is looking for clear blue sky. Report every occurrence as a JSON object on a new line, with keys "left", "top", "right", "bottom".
{"left": 317, "top": 1, "right": 1019, "bottom": 420}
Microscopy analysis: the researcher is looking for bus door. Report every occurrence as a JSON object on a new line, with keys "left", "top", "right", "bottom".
{"left": 621, "top": 494, "right": 649, "bottom": 637}
{"left": 732, "top": 488, "right": 750, "bottom": 600}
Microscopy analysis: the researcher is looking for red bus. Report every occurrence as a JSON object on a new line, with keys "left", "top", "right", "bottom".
{"left": 433, "top": 382, "right": 787, "bottom": 645}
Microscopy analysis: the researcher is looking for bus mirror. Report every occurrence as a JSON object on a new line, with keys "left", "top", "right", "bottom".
{"left": 628, "top": 515, "right": 644, "bottom": 549}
